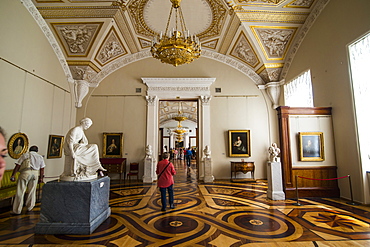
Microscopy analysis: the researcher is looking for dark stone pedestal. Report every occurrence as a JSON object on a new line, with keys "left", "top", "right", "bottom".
{"left": 35, "top": 176, "right": 111, "bottom": 235}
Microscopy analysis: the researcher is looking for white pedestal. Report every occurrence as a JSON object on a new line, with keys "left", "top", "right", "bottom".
{"left": 204, "top": 158, "right": 214, "bottom": 183}
{"left": 267, "top": 162, "right": 285, "bottom": 200}
{"left": 143, "top": 157, "right": 155, "bottom": 183}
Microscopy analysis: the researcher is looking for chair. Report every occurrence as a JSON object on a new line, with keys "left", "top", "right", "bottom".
{"left": 126, "top": 162, "right": 139, "bottom": 182}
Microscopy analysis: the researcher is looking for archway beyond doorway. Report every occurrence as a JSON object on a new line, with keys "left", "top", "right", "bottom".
{"left": 142, "top": 78, "right": 215, "bottom": 183}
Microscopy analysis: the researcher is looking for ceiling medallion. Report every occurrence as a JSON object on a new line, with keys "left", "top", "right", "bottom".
{"left": 150, "top": 0, "right": 201, "bottom": 66}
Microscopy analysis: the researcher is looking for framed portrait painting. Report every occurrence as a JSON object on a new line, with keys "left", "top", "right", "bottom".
{"left": 47, "top": 135, "right": 64, "bottom": 159}
{"left": 103, "top": 132, "right": 123, "bottom": 158}
{"left": 299, "top": 132, "right": 324, "bottom": 161}
{"left": 7, "top": 132, "right": 29, "bottom": 159}
{"left": 228, "top": 130, "right": 251, "bottom": 157}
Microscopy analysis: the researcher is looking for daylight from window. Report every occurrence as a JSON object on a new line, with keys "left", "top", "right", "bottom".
{"left": 284, "top": 70, "right": 313, "bottom": 107}
{"left": 349, "top": 32, "right": 370, "bottom": 169}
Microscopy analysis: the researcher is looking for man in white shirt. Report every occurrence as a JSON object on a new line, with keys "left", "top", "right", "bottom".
{"left": 10, "top": 145, "right": 45, "bottom": 215}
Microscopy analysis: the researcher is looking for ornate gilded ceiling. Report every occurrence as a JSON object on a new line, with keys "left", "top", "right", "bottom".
{"left": 31, "top": 0, "right": 329, "bottom": 85}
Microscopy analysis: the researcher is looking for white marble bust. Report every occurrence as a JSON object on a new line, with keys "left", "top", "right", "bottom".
{"left": 268, "top": 143, "right": 280, "bottom": 162}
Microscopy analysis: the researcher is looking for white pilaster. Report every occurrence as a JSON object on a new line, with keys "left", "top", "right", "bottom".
{"left": 200, "top": 95, "right": 214, "bottom": 183}
{"left": 143, "top": 96, "right": 158, "bottom": 183}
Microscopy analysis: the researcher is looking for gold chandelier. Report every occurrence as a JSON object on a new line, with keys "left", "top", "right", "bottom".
{"left": 173, "top": 101, "right": 187, "bottom": 141}
{"left": 150, "top": 0, "right": 201, "bottom": 67}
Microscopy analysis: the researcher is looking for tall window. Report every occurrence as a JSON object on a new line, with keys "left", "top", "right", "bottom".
{"left": 349, "top": 32, "right": 370, "bottom": 171}
{"left": 284, "top": 70, "right": 313, "bottom": 107}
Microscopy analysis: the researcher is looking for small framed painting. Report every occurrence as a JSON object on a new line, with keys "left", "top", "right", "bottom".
{"left": 7, "top": 132, "right": 29, "bottom": 159}
{"left": 47, "top": 135, "right": 64, "bottom": 159}
{"left": 299, "top": 132, "right": 324, "bottom": 161}
{"left": 228, "top": 130, "right": 251, "bottom": 157}
{"left": 103, "top": 132, "right": 123, "bottom": 158}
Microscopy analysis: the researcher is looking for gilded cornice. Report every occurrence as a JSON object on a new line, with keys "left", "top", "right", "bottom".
{"left": 37, "top": 6, "right": 120, "bottom": 19}
{"left": 67, "top": 61, "right": 101, "bottom": 73}
{"left": 218, "top": 14, "right": 241, "bottom": 55}
{"left": 127, "top": 0, "right": 155, "bottom": 37}
{"left": 127, "top": 0, "right": 227, "bottom": 40}
{"left": 280, "top": 0, "right": 330, "bottom": 79}
{"left": 236, "top": 10, "right": 308, "bottom": 24}
{"left": 113, "top": 8, "right": 140, "bottom": 53}
{"left": 237, "top": 0, "right": 282, "bottom": 4}
{"left": 196, "top": 0, "right": 228, "bottom": 40}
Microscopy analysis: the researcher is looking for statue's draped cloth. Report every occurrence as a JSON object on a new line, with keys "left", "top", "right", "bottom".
{"left": 61, "top": 126, "right": 104, "bottom": 181}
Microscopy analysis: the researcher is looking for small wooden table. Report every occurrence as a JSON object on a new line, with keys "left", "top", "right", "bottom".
{"left": 100, "top": 158, "right": 126, "bottom": 184}
{"left": 230, "top": 161, "right": 255, "bottom": 182}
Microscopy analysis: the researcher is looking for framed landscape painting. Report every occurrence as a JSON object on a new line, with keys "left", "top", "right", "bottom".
{"left": 103, "top": 132, "right": 123, "bottom": 158}
{"left": 299, "top": 132, "right": 324, "bottom": 161}
{"left": 228, "top": 130, "right": 251, "bottom": 157}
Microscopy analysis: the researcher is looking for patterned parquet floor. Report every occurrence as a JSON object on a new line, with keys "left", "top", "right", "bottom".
{"left": 1, "top": 159, "right": 370, "bottom": 246}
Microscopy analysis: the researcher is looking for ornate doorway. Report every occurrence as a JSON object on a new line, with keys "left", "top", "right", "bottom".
{"left": 142, "top": 78, "right": 215, "bottom": 183}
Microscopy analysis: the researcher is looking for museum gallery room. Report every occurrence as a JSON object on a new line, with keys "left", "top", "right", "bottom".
{"left": 0, "top": 0, "right": 370, "bottom": 246}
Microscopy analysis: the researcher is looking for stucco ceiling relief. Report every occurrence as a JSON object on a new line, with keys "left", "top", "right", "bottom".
{"left": 95, "top": 27, "right": 127, "bottom": 65}
{"left": 251, "top": 26, "right": 297, "bottom": 60}
{"left": 230, "top": 32, "right": 260, "bottom": 68}
{"left": 52, "top": 22, "right": 103, "bottom": 57}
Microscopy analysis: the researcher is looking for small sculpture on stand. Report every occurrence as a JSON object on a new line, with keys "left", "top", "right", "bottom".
{"left": 204, "top": 145, "right": 211, "bottom": 159}
{"left": 268, "top": 143, "right": 280, "bottom": 162}
{"left": 145, "top": 144, "right": 153, "bottom": 159}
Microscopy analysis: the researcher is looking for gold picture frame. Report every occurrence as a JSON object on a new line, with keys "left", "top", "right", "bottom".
{"left": 103, "top": 132, "right": 123, "bottom": 158}
{"left": 299, "top": 132, "right": 324, "bottom": 161}
{"left": 47, "top": 135, "right": 64, "bottom": 159}
{"left": 228, "top": 130, "right": 251, "bottom": 157}
{"left": 7, "top": 132, "right": 29, "bottom": 159}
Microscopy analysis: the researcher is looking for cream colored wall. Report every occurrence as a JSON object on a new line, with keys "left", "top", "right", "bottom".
{"left": 285, "top": 0, "right": 370, "bottom": 203}
{"left": 0, "top": 0, "right": 75, "bottom": 180}
{"left": 289, "top": 115, "right": 336, "bottom": 167}
{"left": 80, "top": 57, "right": 279, "bottom": 180}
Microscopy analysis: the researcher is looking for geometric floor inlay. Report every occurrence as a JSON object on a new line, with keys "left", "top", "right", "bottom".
{"left": 1, "top": 159, "right": 370, "bottom": 246}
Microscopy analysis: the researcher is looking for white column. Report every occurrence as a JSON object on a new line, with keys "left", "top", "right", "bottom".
{"left": 169, "top": 132, "right": 175, "bottom": 150}
{"left": 200, "top": 95, "right": 214, "bottom": 183}
{"left": 143, "top": 96, "right": 158, "bottom": 183}
{"left": 184, "top": 132, "right": 189, "bottom": 149}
